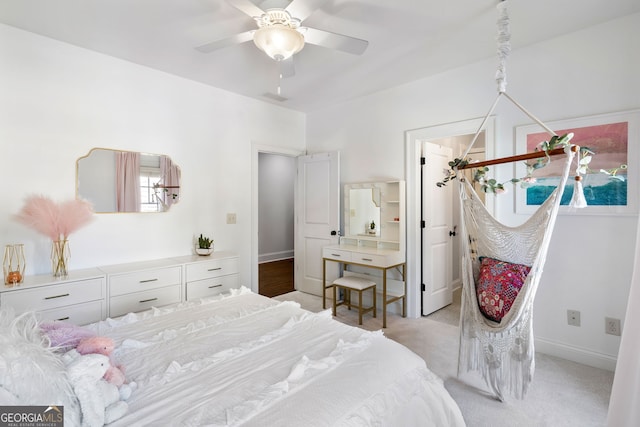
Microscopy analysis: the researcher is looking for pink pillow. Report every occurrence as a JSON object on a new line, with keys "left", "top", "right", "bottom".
{"left": 476, "top": 257, "right": 531, "bottom": 322}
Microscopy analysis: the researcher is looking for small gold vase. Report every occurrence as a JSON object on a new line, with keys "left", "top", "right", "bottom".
{"left": 3, "top": 244, "right": 26, "bottom": 286}
{"left": 51, "top": 240, "right": 70, "bottom": 278}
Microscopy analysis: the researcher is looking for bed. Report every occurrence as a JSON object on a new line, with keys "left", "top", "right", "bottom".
{"left": 1, "top": 287, "right": 464, "bottom": 426}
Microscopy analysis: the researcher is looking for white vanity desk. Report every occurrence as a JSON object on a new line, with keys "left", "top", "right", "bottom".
{"left": 324, "top": 180, "right": 406, "bottom": 328}
{"left": 323, "top": 243, "right": 405, "bottom": 328}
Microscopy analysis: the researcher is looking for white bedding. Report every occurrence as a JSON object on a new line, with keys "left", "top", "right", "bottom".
{"left": 88, "top": 288, "right": 465, "bottom": 426}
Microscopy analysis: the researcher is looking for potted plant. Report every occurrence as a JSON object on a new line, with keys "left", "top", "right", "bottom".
{"left": 196, "top": 234, "right": 214, "bottom": 256}
{"left": 368, "top": 220, "right": 376, "bottom": 234}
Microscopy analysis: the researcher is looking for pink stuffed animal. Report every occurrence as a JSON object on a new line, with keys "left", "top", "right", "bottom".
{"left": 76, "top": 336, "right": 126, "bottom": 387}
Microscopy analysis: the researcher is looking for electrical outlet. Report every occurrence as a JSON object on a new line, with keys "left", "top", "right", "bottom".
{"left": 226, "top": 213, "right": 237, "bottom": 224}
{"left": 567, "top": 309, "right": 581, "bottom": 327}
{"left": 605, "top": 317, "right": 621, "bottom": 336}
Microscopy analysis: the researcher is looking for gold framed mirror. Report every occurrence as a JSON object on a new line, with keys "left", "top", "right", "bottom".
{"left": 76, "top": 148, "right": 181, "bottom": 213}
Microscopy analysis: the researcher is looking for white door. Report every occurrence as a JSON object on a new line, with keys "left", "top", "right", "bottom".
{"left": 422, "top": 142, "right": 453, "bottom": 315}
{"left": 295, "top": 151, "right": 340, "bottom": 295}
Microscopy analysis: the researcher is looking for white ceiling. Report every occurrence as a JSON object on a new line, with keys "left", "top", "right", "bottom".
{"left": 1, "top": 0, "right": 639, "bottom": 112}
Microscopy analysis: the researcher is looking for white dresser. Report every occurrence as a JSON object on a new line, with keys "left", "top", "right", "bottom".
{"left": 0, "top": 268, "right": 106, "bottom": 325}
{"left": 1, "top": 253, "right": 240, "bottom": 323}
{"left": 175, "top": 252, "right": 239, "bottom": 301}
{"left": 99, "top": 259, "right": 183, "bottom": 318}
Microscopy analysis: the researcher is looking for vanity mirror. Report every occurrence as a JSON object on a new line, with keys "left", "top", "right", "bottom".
{"left": 344, "top": 184, "right": 381, "bottom": 238}
{"left": 76, "top": 148, "right": 181, "bottom": 213}
{"left": 341, "top": 181, "right": 405, "bottom": 251}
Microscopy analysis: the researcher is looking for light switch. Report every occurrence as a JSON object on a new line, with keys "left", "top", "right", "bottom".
{"left": 226, "top": 213, "right": 237, "bottom": 224}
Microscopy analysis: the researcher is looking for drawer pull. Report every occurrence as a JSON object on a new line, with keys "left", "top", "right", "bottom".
{"left": 331, "top": 253, "right": 342, "bottom": 257}
{"left": 208, "top": 284, "right": 223, "bottom": 289}
{"left": 207, "top": 267, "right": 222, "bottom": 271}
{"left": 139, "top": 278, "right": 159, "bottom": 284}
{"left": 56, "top": 316, "right": 70, "bottom": 321}
{"left": 139, "top": 297, "right": 158, "bottom": 304}
{"left": 44, "top": 293, "right": 70, "bottom": 300}
{"left": 361, "top": 258, "right": 373, "bottom": 262}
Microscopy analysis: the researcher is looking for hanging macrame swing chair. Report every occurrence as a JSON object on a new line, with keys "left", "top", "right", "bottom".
{"left": 454, "top": 1, "right": 587, "bottom": 401}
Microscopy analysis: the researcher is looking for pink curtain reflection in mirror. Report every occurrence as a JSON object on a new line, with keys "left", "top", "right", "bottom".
{"left": 116, "top": 151, "right": 141, "bottom": 212}
{"left": 159, "top": 155, "right": 181, "bottom": 210}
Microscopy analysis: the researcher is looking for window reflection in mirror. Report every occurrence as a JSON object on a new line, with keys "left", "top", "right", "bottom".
{"left": 76, "top": 148, "right": 181, "bottom": 213}
{"left": 347, "top": 187, "right": 381, "bottom": 237}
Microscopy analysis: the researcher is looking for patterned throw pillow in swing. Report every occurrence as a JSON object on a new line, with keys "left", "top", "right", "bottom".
{"left": 476, "top": 256, "right": 531, "bottom": 322}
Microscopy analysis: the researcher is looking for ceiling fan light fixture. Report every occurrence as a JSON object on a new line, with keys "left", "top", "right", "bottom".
{"left": 253, "top": 24, "right": 304, "bottom": 61}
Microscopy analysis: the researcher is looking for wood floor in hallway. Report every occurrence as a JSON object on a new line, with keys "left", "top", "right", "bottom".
{"left": 259, "top": 258, "right": 294, "bottom": 297}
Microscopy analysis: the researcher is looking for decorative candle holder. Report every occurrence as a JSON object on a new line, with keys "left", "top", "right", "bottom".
{"left": 3, "top": 244, "right": 26, "bottom": 286}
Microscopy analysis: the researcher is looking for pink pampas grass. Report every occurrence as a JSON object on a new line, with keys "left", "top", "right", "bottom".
{"left": 15, "top": 195, "right": 94, "bottom": 241}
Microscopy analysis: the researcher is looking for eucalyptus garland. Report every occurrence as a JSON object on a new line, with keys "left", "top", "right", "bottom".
{"left": 436, "top": 133, "right": 596, "bottom": 194}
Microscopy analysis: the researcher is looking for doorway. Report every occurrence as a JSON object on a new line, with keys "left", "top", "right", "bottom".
{"left": 405, "top": 117, "right": 495, "bottom": 318}
{"left": 251, "top": 144, "right": 304, "bottom": 295}
{"left": 257, "top": 152, "right": 296, "bottom": 297}
{"left": 420, "top": 135, "right": 486, "bottom": 315}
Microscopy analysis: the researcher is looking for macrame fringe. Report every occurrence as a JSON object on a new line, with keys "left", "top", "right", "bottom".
{"left": 458, "top": 306, "right": 535, "bottom": 401}
{"left": 495, "top": 1, "right": 511, "bottom": 93}
{"left": 569, "top": 145, "right": 588, "bottom": 208}
{"left": 570, "top": 178, "right": 588, "bottom": 208}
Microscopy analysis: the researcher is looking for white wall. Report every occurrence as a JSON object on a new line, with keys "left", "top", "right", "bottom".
{"left": 305, "top": 14, "right": 640, "bottom": 369}
{"left": 258, "top": 152, "right": 295, "bottom": 262}
{"left": 0, "top": 24, "right": 305, "bottom": 290}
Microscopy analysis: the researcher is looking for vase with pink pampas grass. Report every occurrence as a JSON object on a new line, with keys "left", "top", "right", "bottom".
{"left": 14, "top": 195, "right": 95, "bottom": 277}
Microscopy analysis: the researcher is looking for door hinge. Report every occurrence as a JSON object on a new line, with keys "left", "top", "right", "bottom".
{"left": 421, "top": 283, "right": 426, "bottom": 291}
{"left": 421, "top": 220, "right": 426, "bottom": 228}
{"left": 420, "top": 157, "right": 426, "bottom": 166}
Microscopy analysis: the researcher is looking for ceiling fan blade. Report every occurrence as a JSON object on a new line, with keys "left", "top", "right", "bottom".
{"left": 226, "top": 0, "right": 265, "bottom": 18}
{"left": 285, "top": 0, "right": 330, "bottom": 22}
{"left": 195, "top": 30, "right": 255, "bottom": 53}
{"left": 279, "top": 57, "right": 295, "bottom": 78}
{"left": 302, "top": 27, "right": 368, "bottom": 55}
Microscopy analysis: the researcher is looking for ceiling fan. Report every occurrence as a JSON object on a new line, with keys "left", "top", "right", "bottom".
{"left": 195, "top": 0, "right": 369, "bottom": 78}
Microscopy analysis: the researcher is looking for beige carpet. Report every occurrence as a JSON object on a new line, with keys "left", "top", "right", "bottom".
{"left": 274, "top": 290, "right": 613, "bottom": 427}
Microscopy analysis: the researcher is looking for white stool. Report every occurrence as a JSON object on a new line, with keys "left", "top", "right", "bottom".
{"left": 332, "top": 276, "right": 377, "bottom": 325}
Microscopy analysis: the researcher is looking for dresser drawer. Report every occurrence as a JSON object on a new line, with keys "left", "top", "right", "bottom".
{"left": 109, "top": 266, "right": 181, "bottom": 297}
{"left": 37, "top": 300, "right": 105, "bottom": 326}
{"left": 351, "top": 253, "right": 387, "bottom": 266}
{"left": 186, "top": 274, "right": 239, "bottom": 301}
{"left": 323, "top": 248, "right": 352, "bottom": 262}
{"left": 1, "top": 278, "right": 104, "bottom": 313}
{"left": 109, "top": 285, "right": 181, "bottom": 318}
{"left": 185, "top": 257, "right": 239, "bottom": 282}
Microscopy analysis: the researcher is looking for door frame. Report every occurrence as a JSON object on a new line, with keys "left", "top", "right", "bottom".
{"left": 404, "top": 117, "right": 495, "bottom": 318}
{"left": 251, "top": 143, "right": 305, "bottom": 294}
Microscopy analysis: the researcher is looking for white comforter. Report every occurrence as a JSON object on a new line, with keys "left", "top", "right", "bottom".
{"left": 89, "top": 288, "right": 464, "bottom": 426}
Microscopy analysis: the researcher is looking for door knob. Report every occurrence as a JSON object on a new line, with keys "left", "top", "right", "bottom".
{"left": 449, "top": 226, "right": 457, "bottom": 237}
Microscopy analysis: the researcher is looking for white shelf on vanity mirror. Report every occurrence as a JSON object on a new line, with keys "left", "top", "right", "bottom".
{"left": 379, "top": 181, "right": 405, "bottom": 247}
{"left": 172, "top": 252, "right": 239, "bottom": 301}
{"left": 98, "top": 258, "right": 183, "bottom": 318}
{"left": 0, "top": 268, "right": 107, "bottom": 325}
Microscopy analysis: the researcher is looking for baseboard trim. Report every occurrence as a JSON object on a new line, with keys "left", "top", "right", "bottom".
{"left": 259, "top": 251, "right": 294, "bottom": 264}
{"left": 535, "top": 337, "right": 617, "bottom": 371}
